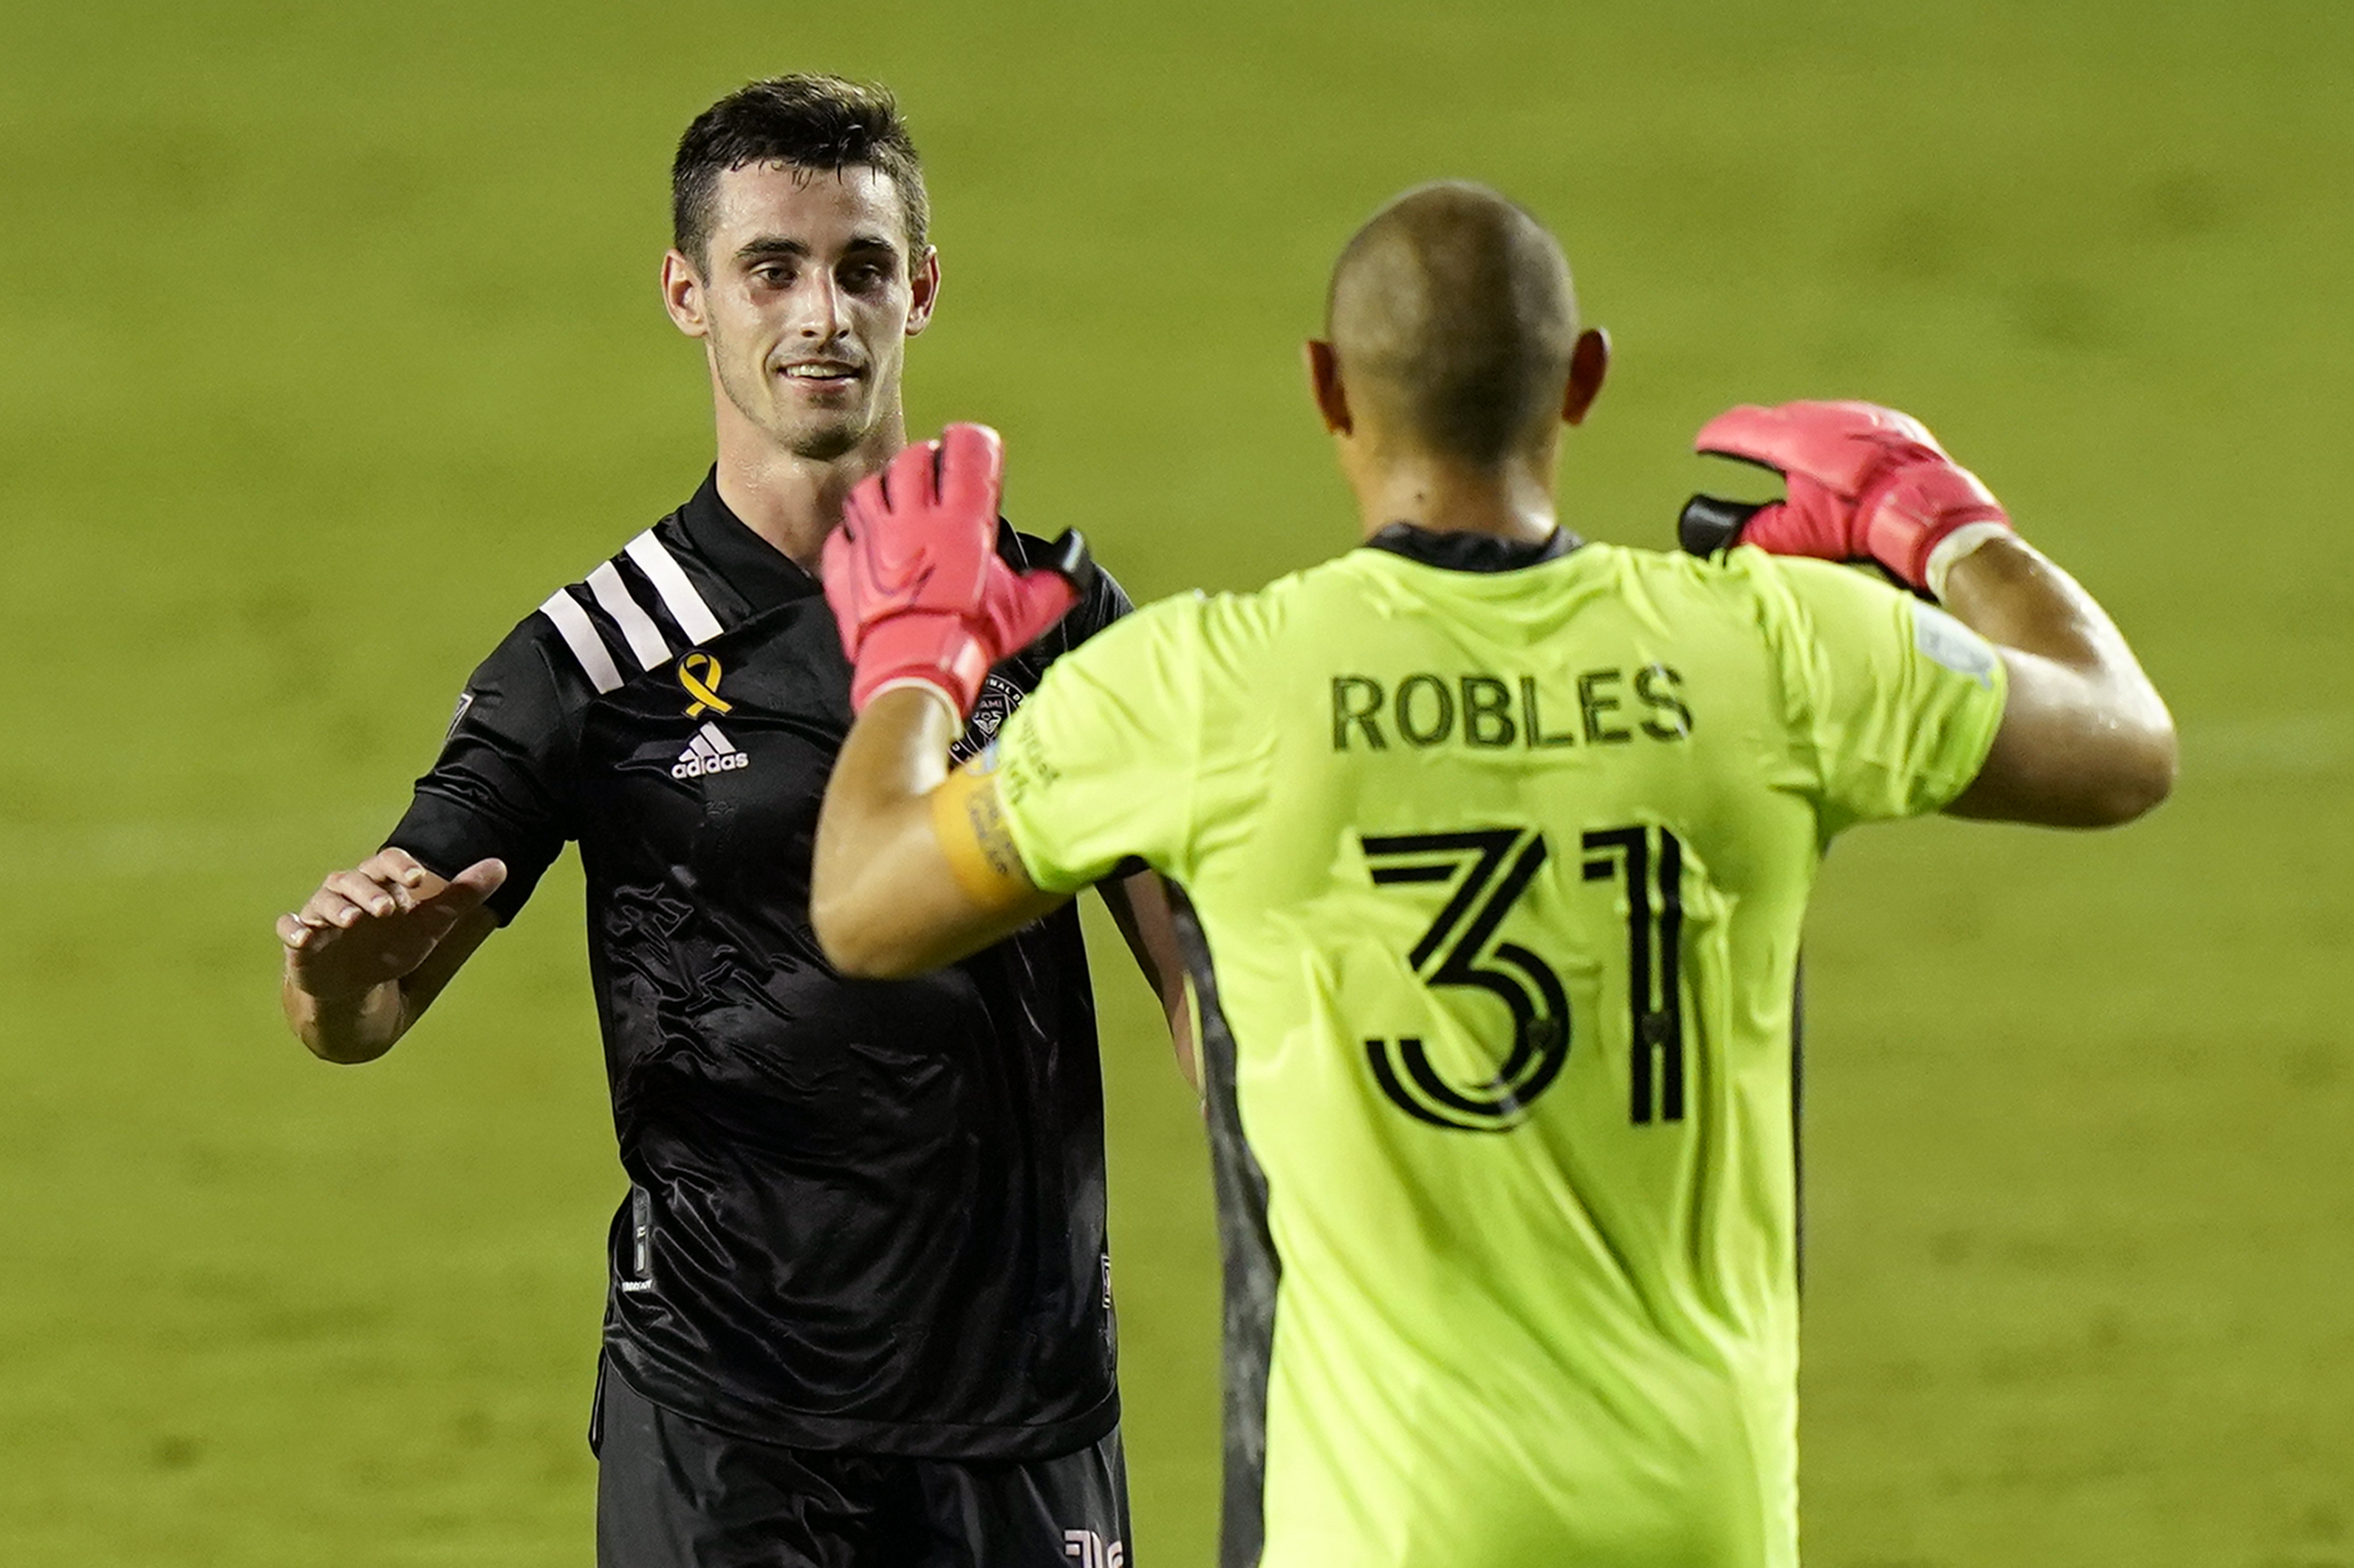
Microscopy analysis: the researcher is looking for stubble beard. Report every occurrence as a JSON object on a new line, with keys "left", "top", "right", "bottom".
{"left": 711, "top": 326, "right": 878, "bottom": 464}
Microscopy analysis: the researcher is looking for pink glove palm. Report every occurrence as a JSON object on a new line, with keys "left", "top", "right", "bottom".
{"left": 822, "top": 423, "right": 1089, "bottom": 717}
{"left": 1683, "top": 400, "right": 2012, "bottom": 595}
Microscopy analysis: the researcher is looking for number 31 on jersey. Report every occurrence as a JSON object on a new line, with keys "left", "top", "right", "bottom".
{"left": 1361, "top": 824, "right": 1688, "bottom": 1133}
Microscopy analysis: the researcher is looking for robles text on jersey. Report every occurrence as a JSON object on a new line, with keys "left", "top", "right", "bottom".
{"left": 1330, "top": 663, "right": 1693, "bottom": 753}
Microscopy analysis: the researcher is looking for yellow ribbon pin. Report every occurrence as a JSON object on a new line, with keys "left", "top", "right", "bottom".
{"left": 679, "top": 652, "right": 733, "bottom": 717}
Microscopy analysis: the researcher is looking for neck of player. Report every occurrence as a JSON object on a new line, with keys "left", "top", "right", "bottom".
{"left": 1349, "top": 442, "right": 1562, "bottom": 547}
{"left": 713, "top": 413, "right": 909, "bottom": 578}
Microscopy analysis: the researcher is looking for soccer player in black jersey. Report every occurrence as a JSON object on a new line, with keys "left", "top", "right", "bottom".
{"left": 275, "top": 75, "right": 1186, "bottom": 1568}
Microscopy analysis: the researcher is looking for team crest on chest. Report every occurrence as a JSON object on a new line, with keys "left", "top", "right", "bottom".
{"left": 951, "top": 672, "right": 1024, "bottom": 764}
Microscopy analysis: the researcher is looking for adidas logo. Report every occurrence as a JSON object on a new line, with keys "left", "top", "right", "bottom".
{"left": 671, "top": 722, "right": 750, "bottom": 780}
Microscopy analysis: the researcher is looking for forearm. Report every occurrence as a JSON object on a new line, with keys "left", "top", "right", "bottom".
{"left": 1940, "top": 536, "right": 2177, "bottom": 824}
{"left": 1940, "top": 535, "right": 2132, "bottom": 678}
{"left": 1103, "top": 870, "right": 1201, "bottom": 1092}
{"left": 278, "top": 891, "right": 498, "bottom": 1065}
{"left": 812, "top": 688, "right": 999, "bottom": 976}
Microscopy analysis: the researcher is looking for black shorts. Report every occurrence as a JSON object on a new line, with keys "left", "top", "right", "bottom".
{"left": 590, "top": 1358, "right": 1132, "bottom": 1568}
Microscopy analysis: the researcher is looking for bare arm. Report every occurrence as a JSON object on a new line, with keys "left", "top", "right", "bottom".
{"left": 1939, "top": 536, "right": 2176, "bottom": 826}
{"left": 812, "top": 686, "right": 1202, "bottom": 1089}
{"left": 276, "top": 847, "right": 507, "bottom": 1063}
{"left": 810, "top": 688, "right": 1067, "bottom": 978}
{"left": 1100, "top": 870, "right": 1201, "bottom": 1092}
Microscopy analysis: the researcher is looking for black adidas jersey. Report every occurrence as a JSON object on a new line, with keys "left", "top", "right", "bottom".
{"left": 388, "top": 470, "right": 1132, "bottom": 1458}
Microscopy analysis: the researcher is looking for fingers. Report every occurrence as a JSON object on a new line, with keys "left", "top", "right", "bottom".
{"left": 434, "top": 858, "right": 508, "bottom": 911}
{"left": 937, "top": 424, "right": 1005, "bottom": 519}
{"left": 869, "top": 427, "right": 1002, "bottom": 519}
{"left": 1696, "top": 400, "right": 1951, "bottom": 495}
{"left": 329, "top": 868, "right": 411, "bottom": 920}
{"left": 1732, "top": 499, "right": 1848, "bottom": 562}
{"left": 838, "top": 481, "right": 877, "bottom": 545}
{"left": 278, "top": 848, "right": 452, "bottom": 945}
{"left": 361, "top": 846, "right": 432, "bottom": 890}
{"left": 287, "top": 872, "right": 400, "bottom": 937}
{"left": 1691, "top": 403, "right": 1781, "bottom": 462}
{"left": 983, "top": 561, "right": 1081, "bottom": 654}
{"left": 882, "top": 439, "right": 941, "bottom": 512}
{"left": 282, "top": 884, "right": 363, "bottom": 950}
{"left": 1830, "top": 400, "right": 1944, "bottom": 454}
{"left": 820, "top": 525, "right": 866, "bottom": 660}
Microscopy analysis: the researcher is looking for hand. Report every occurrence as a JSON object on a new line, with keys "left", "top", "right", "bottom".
{"left": 822, "top": 424, "right": 1091, "bottom": 718}
{"left": 1681, "top": 400, "right": 2012, "bottom": 596}
{"left": 278, "top": 847, "right": 506, "bottom": 1002}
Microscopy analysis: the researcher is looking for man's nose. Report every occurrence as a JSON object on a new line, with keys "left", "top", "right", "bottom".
{"left": 793, "top": 273, "right": 846, "bottom": 341}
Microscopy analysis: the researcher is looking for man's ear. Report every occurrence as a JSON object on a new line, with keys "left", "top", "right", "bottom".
{"left": 906, "top": 246, "right": 942, "bottom": 338}
{"left": 661, "top": 250, "right": 708, "bottom": 338}
{"left": 1305, "top": 340, "right": 1352, "bottom": 435}
{"left": 1561, "top": 326, "right": 1610, "bottom": 427}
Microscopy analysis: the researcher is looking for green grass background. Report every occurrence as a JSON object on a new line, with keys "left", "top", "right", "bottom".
{"left": 3, "top": 1, "right": 2349, "bottom": 1562}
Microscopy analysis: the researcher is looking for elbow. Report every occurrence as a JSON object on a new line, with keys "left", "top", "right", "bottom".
{"left": 2118, "top": 744, "right": 2178, "bottom": 825}
{"left": 2081, "top": 722, "right": 2178, "bottom": 827}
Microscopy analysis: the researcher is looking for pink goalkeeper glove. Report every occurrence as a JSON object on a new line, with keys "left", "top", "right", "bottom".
{"left": 821, "top": 423, "right": 1090, "bottom": 718}
{"left": 1680, "top": 400, "right": 2013, "bottom": 598}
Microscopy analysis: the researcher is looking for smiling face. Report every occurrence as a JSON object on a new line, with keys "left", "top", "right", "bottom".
{"left": 663, "top": 160, "right": 939, "bottom": 465}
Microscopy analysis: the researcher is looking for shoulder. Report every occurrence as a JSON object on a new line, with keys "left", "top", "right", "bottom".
{"left": 1576, "top": 541, "right": 1910, "bottom": 640}
{"left": 1038, "top": 590, "right": 1208, "bottom": 682}
{"left": 516, "top": 513, "right": 737, "bottom": 701}
{"left": 1701, "top": 549, "right": 1953, "bottom": 675}
{"left": 1706, "top": 545, "right": 1904, "bottom": 617}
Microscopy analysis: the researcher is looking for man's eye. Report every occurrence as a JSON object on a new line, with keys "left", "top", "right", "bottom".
{"left": 844, "top": 264, "right": 887, "bottom": 289}
{"left": 753, "top": 266, "right": 793, "bottom": 287}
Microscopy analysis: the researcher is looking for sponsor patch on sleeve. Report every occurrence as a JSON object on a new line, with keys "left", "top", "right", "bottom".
{"left": 1912, "top": 601, "right": 1999, "bottom": 689}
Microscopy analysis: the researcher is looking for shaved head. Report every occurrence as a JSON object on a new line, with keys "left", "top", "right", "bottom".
{"left": 1325, "top": 182, "right": 1581, "bottom": 465}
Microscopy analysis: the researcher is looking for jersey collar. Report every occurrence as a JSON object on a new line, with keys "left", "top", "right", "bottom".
{"left": 1362, "top": 521, "right": 1583, "bottom": 572}
{"left": 675, "top": 467, "right": 1037, "bottom": 618}
{"left": 676, "top": 468, "right": 823, "bottom": 614}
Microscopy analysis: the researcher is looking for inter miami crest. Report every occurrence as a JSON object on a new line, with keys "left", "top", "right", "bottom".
{"left": 952, "top": 671, "right": 1024, "bottom": 765}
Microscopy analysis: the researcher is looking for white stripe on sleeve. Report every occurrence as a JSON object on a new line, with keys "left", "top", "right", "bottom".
{"left": 625, "top": 531, "right": 726, "bottom": 646}
{"left": 538, "top": 589, "right": 623, "bottom": 694}
{"left": 588, "top": 561, "right": 674, "bottom": 671}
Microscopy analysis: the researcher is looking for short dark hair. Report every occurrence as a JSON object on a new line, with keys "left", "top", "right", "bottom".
{"left": 671, "top": 75, "right": 929, "bottom": 270}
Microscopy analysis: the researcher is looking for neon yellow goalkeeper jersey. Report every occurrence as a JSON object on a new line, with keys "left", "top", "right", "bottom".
{"left": 988, "top": 526, "right": 2008, "bottom": 1568}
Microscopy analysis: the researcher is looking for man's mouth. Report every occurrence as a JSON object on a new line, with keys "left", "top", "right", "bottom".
{"left": 779, "top": 361, "right": 861, "bottom": 383}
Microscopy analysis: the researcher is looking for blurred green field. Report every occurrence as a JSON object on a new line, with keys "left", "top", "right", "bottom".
{"left": 2, "top": 1, "right": 2349, "bottom": 1562}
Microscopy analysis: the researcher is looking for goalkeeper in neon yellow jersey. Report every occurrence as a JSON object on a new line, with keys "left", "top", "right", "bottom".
{"left": 804, "top": 184, "right": 2177, "bottom": 1567}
